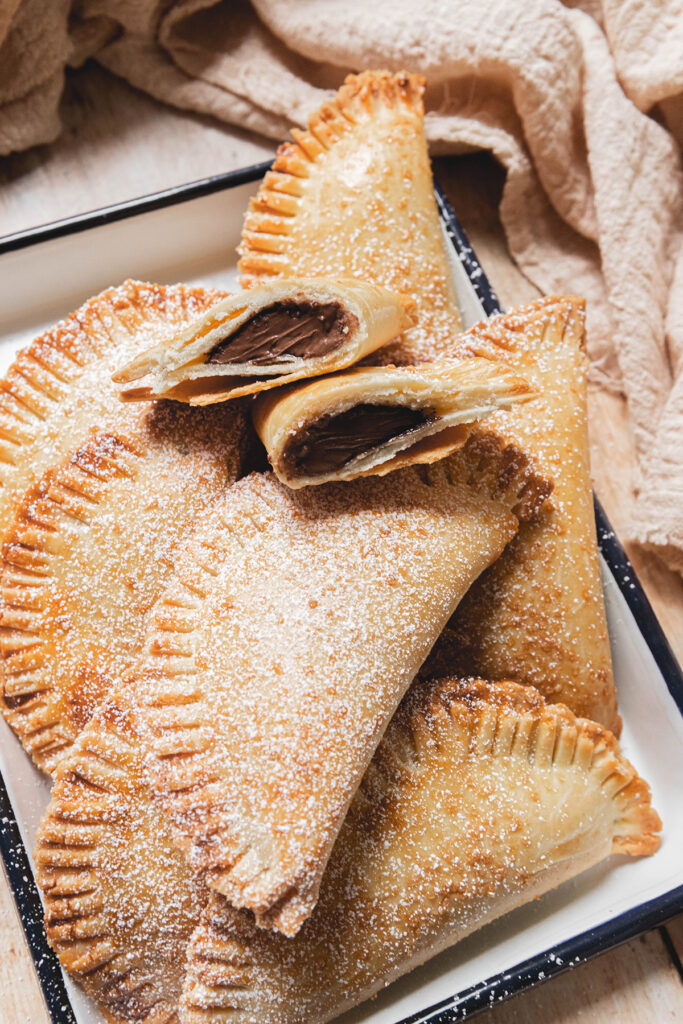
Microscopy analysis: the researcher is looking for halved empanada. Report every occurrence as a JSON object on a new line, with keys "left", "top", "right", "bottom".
{"left": 180, "top": 678, "right": 660, "bottom": 1024}
{"left": 422, "top": 296, "right": 619, "bottom": 733}
{"left": 239, "top": 71, "right": 463, "bottom": 364}
{"left": 238, "top": 77, "right": 616, "bottom": 733}
{"left": 0, "top": 400, "right": 245, "bottom": 775}
{"left": 254, "top": 359, "right": 535, "bottom": 487}
{"left": 121, "top": 432, "right": 551, "bottom": 937}
{"left": 35, "top": 691, "right": 209, "bottom": 1024}
{"left": 0, "top": 280, "right": 224, "bottom": 541}
{"left": 114, "top": 278, "right": 413, "bottom": 405}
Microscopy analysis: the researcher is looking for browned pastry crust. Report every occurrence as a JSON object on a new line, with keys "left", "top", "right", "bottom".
{"left": 0, "top": 399, "right": 245, "bottom": 776}
{"left": 0, "top": 280, "right": 224, "bottom": 542}
{"left": 34, "top": 677, "right": 658, "bottom": 1024}
{"left": 422, "top": 296, "right": 619, "bottom": 733}
{"left": 238, "top": 70, "right": 463, "bottom": 363}
{"left": 180, "top": 678, "right": 660, "bottom": 1024}
{"left": 35, "top": 693, "right": 209, "bottom": 1024}
{"left": 120, "top": 433, "right": 550, "bottom": 938}
{"left": 238, "top": 71, "right": 615, "bottom": 733}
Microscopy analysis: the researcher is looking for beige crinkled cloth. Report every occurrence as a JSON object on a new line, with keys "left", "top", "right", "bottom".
{"left": 1, "top": 0, "right": 682, "bottom": 571}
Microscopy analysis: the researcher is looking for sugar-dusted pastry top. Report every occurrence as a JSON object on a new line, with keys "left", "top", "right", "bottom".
{"left": 0, "top": 399, "right": 246, "bottom": 776}
{"left": 121, "top": 433, "right": 551, "bottom": 938}
{"left": 239, "top": 70, "right": 463, "bottom": 364}
{"left": 35, "top": 676, "right": 659, "bottom": 1024}
{"left": 423, "top": 296, "right": 619, "bottom": 733}
{"left": 238, "top": 70, "right": 616, "bottom": 733}
{"left": 254, "top": 358, "right": 536, "bottom": 487}
{"left": 35, "top": 692, "right": 209, "bottom": 1024}
{"left": 114, "top": 277, "right": 413, "bottom": 404}
{"left": 180, "top": 678, "right": 660, "bottom": 1024}
{"left": 0, "top": 280, "right": 224, "bottom": 541}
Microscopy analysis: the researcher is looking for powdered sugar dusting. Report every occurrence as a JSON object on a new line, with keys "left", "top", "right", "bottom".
{"left": 239, "top": 71, "right": 463, "bottom": 365}
{"left": 423, "top": 298, "right": 619, "bottom": 733}
{"left": 0, "top": 281, "right": 246, "bottom": 775}
{"left": 237, "top": 75, "right": 615, "bottom": 730}
{"left": 124, "top": 448, "right": 528, "bottom": 935}
{"left": 179, "top": 678, "right": 658, "bottom": 1024}
{"left": 35, "top": 699, "right": 210, "bottom": 1021}
{"left": 9, "top": 76, "right": 627, "bottom": 1024}
{"left": 0, "top": 280, "right": 227, "bottom": 537}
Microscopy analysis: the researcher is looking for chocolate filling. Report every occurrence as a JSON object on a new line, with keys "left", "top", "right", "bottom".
{"left": 207, "top": 301, "right": 356, "bottom": 365}
{"left": 284, "top": 403, "right": 430, "bottom": 476}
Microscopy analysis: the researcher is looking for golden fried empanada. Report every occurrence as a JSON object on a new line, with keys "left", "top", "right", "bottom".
{"left": 180, "top": 678, "right": 659, "bottom": 1024}
{"left": 0, "top": 400, "right": 245, "bottom": 775}
{"left": 253, "top": 358, "right": 534, "bottom": 488}
{"left": 422, "top": 297, "right": 619, "bottom": 732}
{"left": 0, "top": 280, "right": 223, "bottom": 540}
{"left": 114, "top": 278, "right": 413, "bottom": 404}
{"left": 121, "top": 433, "right": 551, "bottom": 937}
{"left": 35, "top": 692, "right": 209, "bottom": 1024}
{"left": 239, "top": 71, "right": 463, "bottom": 363}
{"left": 36, "top": 678, "right": 657, "bottom": 1024}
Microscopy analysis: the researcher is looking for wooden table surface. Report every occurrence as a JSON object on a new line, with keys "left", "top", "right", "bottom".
{"left": 1, "top": 64, "right": 681, "bottom": 1024}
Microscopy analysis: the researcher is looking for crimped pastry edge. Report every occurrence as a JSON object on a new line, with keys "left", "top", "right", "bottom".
{"left": 179, "top": 677, "right": 660, "bottom": 1024}
{"left": 34, "top": 692, "right": 207, "bottom": 1024}
{"left": 238, "top": 71, "right": 426, "bottom": 287}
{"left": 117, "top": 436, "right": 549, "bottom": 936}
{"left": 0, "top": 432, "right": 146, "bottom": 774}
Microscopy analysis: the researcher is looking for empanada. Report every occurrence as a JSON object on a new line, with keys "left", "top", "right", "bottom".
{"left": 35, "top": 691, "right": 209, "bottom": 1024}
{"left": 180, "top": 678, "right": 660, "bottom": 1024}
{"left": 0, "top": 280, "right": 223, "bottom": 540}
{"left": 122, "top": 433, "right": 551, "bottom": 937}
{"left": 254, "top": 359, "right": 535, "bottom": 487}
{"left": 0, "top": 400, "right": 245, "bottom": 775}
{"left": 422, "top": 297, "right": 619, "bottom": 732}
{"left": 238, "top": 71, "right": 617, "bottom": 733}
{"left": 239, "top": 71, "right": 463, "bottom": 364}
{"left": 113, "top": 278, "right": 413, "bottom": 404}
{"left": 36, "top": 678, "right": 657, "bottom": 1024}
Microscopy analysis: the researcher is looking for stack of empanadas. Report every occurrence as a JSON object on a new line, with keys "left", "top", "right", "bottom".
{"left": 0, "top": 283, "right": 246, "bottom": 773}
{"left": 0, "top": 70, "right": 660, "bottom": 1024}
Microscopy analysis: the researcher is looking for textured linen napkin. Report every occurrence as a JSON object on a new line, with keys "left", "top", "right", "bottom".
{"left": 1, "top": 0, "right": 682, "bottom": 571}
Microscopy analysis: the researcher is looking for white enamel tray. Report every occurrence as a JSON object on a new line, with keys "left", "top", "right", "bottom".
{"left": 0, "top": 163, "right": 681, "bottom": 1024}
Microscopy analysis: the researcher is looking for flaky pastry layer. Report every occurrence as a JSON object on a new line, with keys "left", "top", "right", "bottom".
{"left": 253, "top": 355, "right": 535, "bottom": 488}
{"left": 115, "top": 277, "right": 414, "bottom": 404}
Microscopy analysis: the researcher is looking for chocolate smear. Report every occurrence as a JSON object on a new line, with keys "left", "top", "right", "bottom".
{"left": 208, "top": 301, "right": 356, "bottom": 365}
{"left": 285, "top": 403, "right": 429, "bottom": 476}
